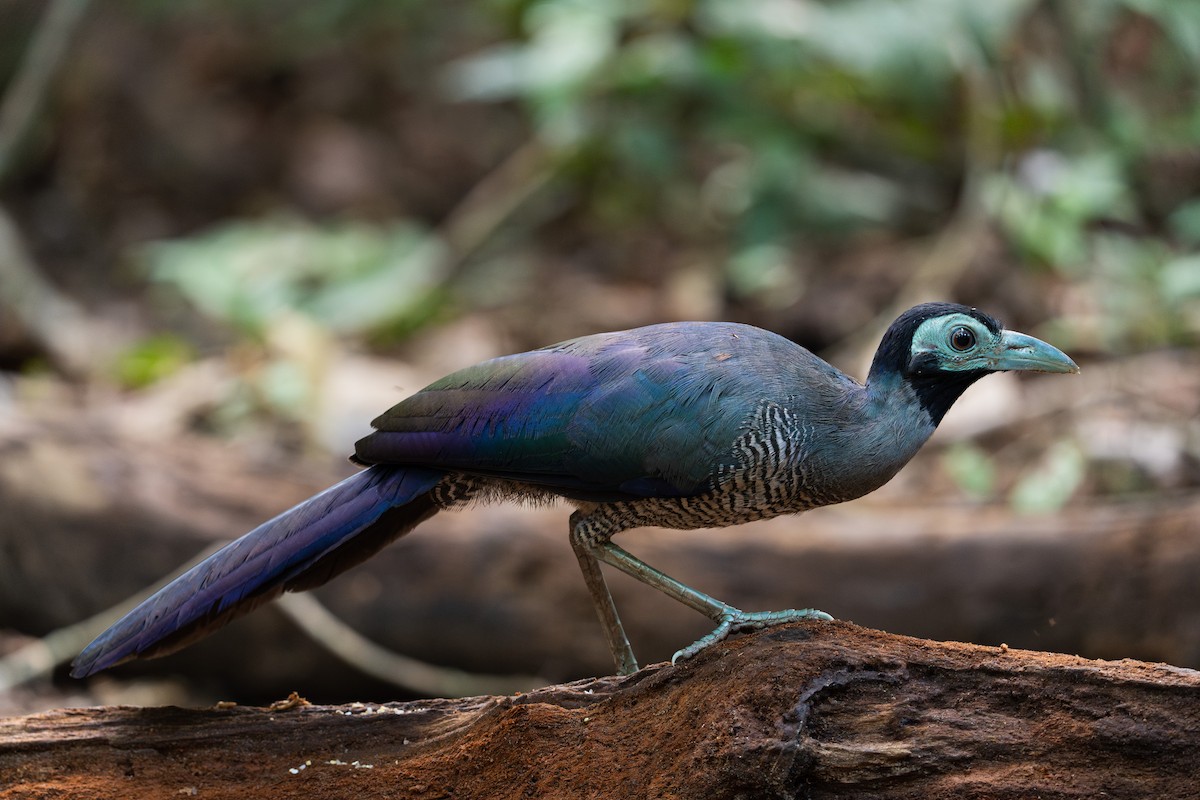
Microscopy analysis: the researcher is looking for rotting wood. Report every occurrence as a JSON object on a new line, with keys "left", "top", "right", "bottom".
{"left": 2, "top": 622, "right": 1199, "bottom": 800}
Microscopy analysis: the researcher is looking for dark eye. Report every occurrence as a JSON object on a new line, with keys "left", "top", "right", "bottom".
{"left": 950, "top": 326, "right": 976, "bottom": 351}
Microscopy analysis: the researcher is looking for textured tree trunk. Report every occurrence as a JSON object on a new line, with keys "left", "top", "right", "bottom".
{"left": 3, "top": 622, "right": 1199, "bottom": 800}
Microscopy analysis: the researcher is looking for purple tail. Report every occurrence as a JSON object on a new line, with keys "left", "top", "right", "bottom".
{"left": 71, "top": 466, "right": 444, "bottom": 677}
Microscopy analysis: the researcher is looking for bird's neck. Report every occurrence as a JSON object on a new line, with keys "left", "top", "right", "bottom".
{"left": 859, "top": 372, "right": 938, "bottom": 458}
{"left": 866, "top": 364, "right": 984, "bottom": 427}
{"left": 801, "top": 375, "right": 939, "bottom": 504}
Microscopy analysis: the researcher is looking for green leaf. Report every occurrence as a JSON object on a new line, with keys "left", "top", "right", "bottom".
{"left": 941, "top": 442, "right": 998, "bottom": 500}
{"left": 1009, "top": 440, "right": 1085, "bottom": 514}
{"left": 1168, "top": 201, "right": 1200, "bottom": 246}
{"left": 143, "top": 217, "right": 447, "bottom": 340}
{"left": 1160, "top": 254, "right": 1200, "bottom": 298}
{"left": 112, "top": 334, "right": 195, "bottom": 390}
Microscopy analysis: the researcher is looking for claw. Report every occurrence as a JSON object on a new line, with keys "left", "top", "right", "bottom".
{"left": 671, "top": 607, "right": 832, "bottom": 665}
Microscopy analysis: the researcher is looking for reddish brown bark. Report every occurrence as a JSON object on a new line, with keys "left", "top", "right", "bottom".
{"left": 3, "top": 622, "right": 1198, "bottom": 799}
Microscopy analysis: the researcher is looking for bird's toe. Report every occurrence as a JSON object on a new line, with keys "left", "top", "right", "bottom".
{"left": 671, "top": 607, "right": 833, "bottom": 665}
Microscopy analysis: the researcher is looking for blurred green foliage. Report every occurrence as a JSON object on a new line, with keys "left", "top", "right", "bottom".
{"left": 1009, "top": 439, "right": 1087, "bottom": 513}
{"left": 138, "top": 0, "right": 1200, "bottom": 353}
{"left": 940, "top": 442, "right": 998, "bottom": 501}
{"left": 145, "top": 217, "right": 447, "bottom": 340}
{"left": 444, "top": 0, "right": 1197, "bottom": 341}
{"left": 112, "top": 333, "right": 195, "bottom": 389}
{"left": 142, "top": 216, "right": 448, "bottom": 431}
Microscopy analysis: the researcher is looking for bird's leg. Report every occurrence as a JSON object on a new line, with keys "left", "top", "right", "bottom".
{"left": 590, "top": 540, "right": 832, "bottom": 666}
{"left": 569, "top": 513, "right": 639, "bottom": 676}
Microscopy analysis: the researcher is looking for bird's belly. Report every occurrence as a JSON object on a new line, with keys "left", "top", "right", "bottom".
{"left": 592, "top": 457, "right": 828, "bottom": 533}
{"left": 600, "top": 488, "right": 813, "bottom": 532}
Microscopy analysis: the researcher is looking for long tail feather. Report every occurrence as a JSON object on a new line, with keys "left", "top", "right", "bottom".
{"left": 71, "top": 466, "right": 444, "bottom": 677}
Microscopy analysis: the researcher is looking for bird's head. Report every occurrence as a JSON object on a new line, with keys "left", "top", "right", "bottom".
{"left": 868, "top": 302, "right": 1078, "bottom": 424}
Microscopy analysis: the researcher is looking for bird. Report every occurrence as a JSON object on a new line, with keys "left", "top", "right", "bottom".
{"left": 71, "top": 302, "right": 1078, "bottom": 679}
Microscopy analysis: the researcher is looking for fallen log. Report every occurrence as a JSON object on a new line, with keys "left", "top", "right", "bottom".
{"left": 2, "top": 622, "right": 1198, "bottom": 800}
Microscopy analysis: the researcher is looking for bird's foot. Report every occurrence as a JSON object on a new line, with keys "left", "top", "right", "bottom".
{"left": 671, "top": 607, "right": 833, "bottom": 665}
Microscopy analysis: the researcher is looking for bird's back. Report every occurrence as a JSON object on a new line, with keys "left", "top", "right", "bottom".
{"left": 354, "top": 321, "right": 862, "bottom": 513}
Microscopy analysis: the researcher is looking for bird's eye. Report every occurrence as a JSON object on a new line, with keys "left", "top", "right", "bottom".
{"left": 950, "top": 326, "right": 976, "bottom": 351}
